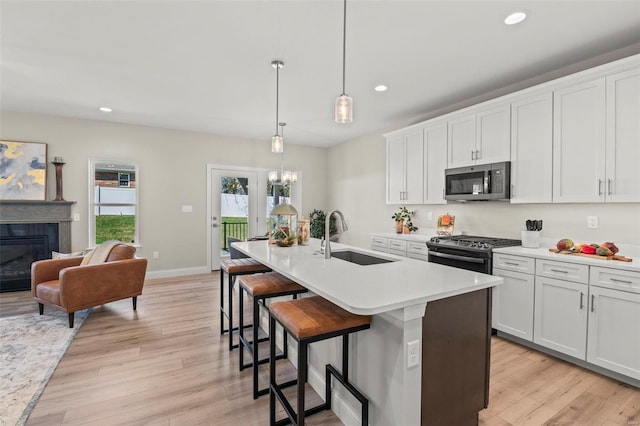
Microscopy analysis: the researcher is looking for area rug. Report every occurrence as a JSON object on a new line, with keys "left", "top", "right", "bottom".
{"left": 0, "top": 308, "right": 90, "bottom": 426}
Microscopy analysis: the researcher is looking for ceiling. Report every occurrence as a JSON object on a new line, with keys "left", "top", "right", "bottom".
{"left": 1, "top": 1, "right": 639, "bottom": 148}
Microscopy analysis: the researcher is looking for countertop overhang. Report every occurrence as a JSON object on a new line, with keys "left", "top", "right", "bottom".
{"left": 233, "top": 239, "right": 502, "bottom": 316}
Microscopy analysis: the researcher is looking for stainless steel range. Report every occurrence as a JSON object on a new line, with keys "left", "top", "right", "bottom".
{"left": 427, "top": 235, "right": 521, "bottom": 274}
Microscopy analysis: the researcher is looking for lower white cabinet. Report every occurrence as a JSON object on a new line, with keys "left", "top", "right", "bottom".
{"left": 492, "top": 268, "right": 535, "bottom": 341}
{"left": 587, "top": 285, "right": 640, "bottom": 380}
{"left": 534, "top": 276, "right": 588, "bottom": 359}
{"left": 370, "top": 235, "right": 429, "bottom": 262}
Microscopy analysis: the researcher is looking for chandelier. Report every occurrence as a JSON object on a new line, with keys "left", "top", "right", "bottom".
{"left": 268, "top": 122, "right": 297, "bottom": 185}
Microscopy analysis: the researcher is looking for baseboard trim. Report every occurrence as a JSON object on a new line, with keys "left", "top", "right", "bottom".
{"left": 145, "top": 266, "right": 210, "bottom": 280}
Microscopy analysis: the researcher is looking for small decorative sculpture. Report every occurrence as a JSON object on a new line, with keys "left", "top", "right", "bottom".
{"left": 52, "top": 157, "right": 65, "bottom": 201}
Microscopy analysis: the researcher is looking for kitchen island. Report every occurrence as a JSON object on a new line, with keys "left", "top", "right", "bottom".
{"left": 234, "top": 238, "right": 503, "bottom": 426}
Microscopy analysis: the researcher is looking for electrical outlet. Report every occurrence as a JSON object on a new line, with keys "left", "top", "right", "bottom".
{"left": 153, "top": 251, "right": 159, "bottom": 259}
{"left": 407, "top": 340, "right": 419, "bottom": 368}
{"left": 73, "top": 213, "right": 80, "bottom": 221}
{"left": 182, "top": 205, "right": 193, "bottom": 213}
{"left": 427, "top": 212, "right": 433, "bottom": 221}
{"left": 587, "top": 216, "right": 598, "bottom": 229}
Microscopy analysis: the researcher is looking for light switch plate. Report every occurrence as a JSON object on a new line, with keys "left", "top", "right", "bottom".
{"left": 182, "top": 205, "right": 193, "bottom": 213}
{"left": 587, "top": 216, "right": 598, "bottom": 229}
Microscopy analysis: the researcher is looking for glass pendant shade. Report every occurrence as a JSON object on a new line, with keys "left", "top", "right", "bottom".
{"left": 268, "top": 170, "right": 279, "bottom": 182}
{"left": 335, "top": 94, "right": 353, "bottom": 124}
{"left": 271, "top": 135, "right": 283, "bottom": 153}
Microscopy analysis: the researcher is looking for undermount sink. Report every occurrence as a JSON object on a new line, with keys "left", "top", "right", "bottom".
{"left": 331, "top": 250, "right": 396, "bottom": 266}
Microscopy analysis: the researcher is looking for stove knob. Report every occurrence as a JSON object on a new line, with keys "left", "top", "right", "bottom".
{"left": 431, "top": 237, "right": 439, "bottom": 243}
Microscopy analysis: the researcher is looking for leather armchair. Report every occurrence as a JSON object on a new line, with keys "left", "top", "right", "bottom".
{"left": 31, "top": 244, "right": 148, "bottom": 327}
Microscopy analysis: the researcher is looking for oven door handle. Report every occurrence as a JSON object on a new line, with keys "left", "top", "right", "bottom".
{"left": 428, "top": 251, "right": 486, "bottom": 264}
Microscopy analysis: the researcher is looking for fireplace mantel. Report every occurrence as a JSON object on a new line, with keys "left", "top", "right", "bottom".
{"left": 0, "top": 201, "right": 75, "bottom": 252}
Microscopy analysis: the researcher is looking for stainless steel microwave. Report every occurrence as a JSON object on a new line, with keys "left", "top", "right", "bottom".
{"left": 444, "top": 161, "right": 511, "bottom": 201}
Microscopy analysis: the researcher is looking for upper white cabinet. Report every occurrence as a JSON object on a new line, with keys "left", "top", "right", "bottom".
{"left": 510, "top": 92, "right": 553, "bottom": 203}
{"left": 386, "top": 129, "right": 424, "bottom": 204}
{"left": 423, "top": 121, "right": 447, "bottom": 204}
{"left": 447, "top": 103, "right": 511, "bottom": 168}
{"left": 553, "top": 78, "right": 606, "bottom": 203}
{"left": 605, "top": 68, "right": 640, "bottom": 202}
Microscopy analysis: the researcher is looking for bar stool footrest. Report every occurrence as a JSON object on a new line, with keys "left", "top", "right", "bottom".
{"left": 325, "top": 364, "right": 369, "bottom": 425}
{"left": 271, "top": 383, "right": 327, "bottom": 426}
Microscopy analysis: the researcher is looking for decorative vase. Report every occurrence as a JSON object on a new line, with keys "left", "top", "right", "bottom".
{"left": 403, "top": 225, "right": 410, "bottom": 234}
{"left": 297, "top": 218, "right": 310, "bottom": 246}
{"left": 395, "top": 220, "right": 404, "bottom": 234}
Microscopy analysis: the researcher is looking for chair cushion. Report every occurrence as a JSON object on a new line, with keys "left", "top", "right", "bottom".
{"left": 239, "top": 272, "right": 306, "bottom": 298}
{"left": 221, "top": 258, "right": 270, "bottom": 274}
{"left": 36, "top": 280, "right": 61, "bottom": 306}
{"left": 106, "top": 245, "right": 136, "bottom": 261}
{"left": 269, "top": 296, "right": 371, "bottom": 340}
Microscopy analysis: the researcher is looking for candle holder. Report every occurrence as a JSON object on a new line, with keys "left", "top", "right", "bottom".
{"left": 52, "top": 160, "right": 65, "bottom": 201}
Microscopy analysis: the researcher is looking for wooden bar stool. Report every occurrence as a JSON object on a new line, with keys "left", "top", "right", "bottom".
{"left": 268, "top": 296, "right": 371, "bottom": 426}
{"left": 238, "top": 272, "right": 308, "bottom": 399}
{"left": 220, "top": 258, "right": 271, "bottom": 351}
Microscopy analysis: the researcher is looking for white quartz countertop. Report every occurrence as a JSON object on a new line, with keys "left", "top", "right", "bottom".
{"left": 233, "top": 239, "right": 503, "bottom": 316}
{"left": 493, "top": 246, "right": 640, "bottom": 273}
{"left": 370, "top": 231, "right": 437, "bottom": 242}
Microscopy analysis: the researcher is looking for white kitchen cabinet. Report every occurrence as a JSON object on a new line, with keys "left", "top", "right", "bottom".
{"left": 407, "top": 241, "right": 429, "bottom": 262}
{"left": 510, "top": 92, "right": 553, "bottom": 203}
{"left": 534, "top": 276, "right": 588, "bottom": 359}
{"left": 492, "top": 265, "right": 535, "bottom": 341}
{"left": 447, "top": 103, "right": 510, "bottom": 168}
{"left": 386, "top": 129, "right": 424, "bottom": 204}
{"left": 587, "top": 285, "right": 640, "bottom": 380}
{"left": 423, "top": 122, "right": 447, "bottom": 204}
{"left": 371, "top": 236, "right": 388, "bottom": 253}
{"left": 605, "top": 68, "right": 640, "bottom": 202}
{"left": 552, "top": 78, "right": 606, "bottom": 202}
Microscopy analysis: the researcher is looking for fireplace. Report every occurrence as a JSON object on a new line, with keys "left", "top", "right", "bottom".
{"left": 0, "top": 201, "right": 74, "bottom": 292}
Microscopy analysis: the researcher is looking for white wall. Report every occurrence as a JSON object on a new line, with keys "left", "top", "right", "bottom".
{"left": 328, "top": 131, "right": 640, "bottom": 250}
{"left": 0, "top": 111, "right": 328, "bottom": 272}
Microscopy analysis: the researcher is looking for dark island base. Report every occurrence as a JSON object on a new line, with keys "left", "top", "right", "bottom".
{"left": 421, "top": 288, "right": 492, "bottom": 426}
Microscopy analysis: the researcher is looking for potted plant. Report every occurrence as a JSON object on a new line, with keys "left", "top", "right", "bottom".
{"left": 309, "top": 209, "right": 337, "bottom": 240}
{"left": 391, "top": 206, "right": 418, "bottom": 234}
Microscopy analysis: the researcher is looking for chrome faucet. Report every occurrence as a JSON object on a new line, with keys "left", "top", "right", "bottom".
{"left": 324, "top": 209, "right": 348, "bottom": 259}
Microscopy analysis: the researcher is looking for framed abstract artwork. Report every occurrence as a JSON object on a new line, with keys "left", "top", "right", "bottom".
{"left": 0, "top": 140, "right": 47, "bottom": 201}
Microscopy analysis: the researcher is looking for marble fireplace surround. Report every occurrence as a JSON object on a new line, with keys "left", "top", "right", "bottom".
{"left": 0, "top": 201, "right": 74, "bottom": 291}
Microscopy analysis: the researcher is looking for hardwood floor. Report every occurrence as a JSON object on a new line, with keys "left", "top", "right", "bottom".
{"left": 2, "top": 273, "right": 638, "bottom": 425}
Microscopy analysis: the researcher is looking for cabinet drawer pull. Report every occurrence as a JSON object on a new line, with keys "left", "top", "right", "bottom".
{"left": 607, "top": 179, "right": 612, "bottom": 196}
{"left": 550, "top": 269, "right": 569, "bottom": 273}
{"left": 591, "top": 294, "right": 595, "bottom": 312}
{"left": 610, "top": 278, "right": 633, "bottom": 284}
{"left": 579, "top": 292, "right": 584, "bottom": 309}
{"left": 504, "top": 261, "right": 520, "bottom": 266}
{"left": 598, "top": 179, "right": 603, "bottom": 196}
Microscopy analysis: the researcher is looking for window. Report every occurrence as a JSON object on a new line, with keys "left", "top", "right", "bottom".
{"left": 89, "top": 159, "right": 139, "bottom": 246}
{"left": 118, "top": 172, "right": 130, "bottom": 187}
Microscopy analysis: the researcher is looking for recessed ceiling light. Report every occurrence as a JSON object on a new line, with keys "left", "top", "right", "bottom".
{"left": 504, "top": 11, "right": 527, "bottom": 25}
{"left": 374, "top": 85, "right": 388, "bottom": 92}
{"left": 99, "top": 107, "right": 112, "bottom": 112}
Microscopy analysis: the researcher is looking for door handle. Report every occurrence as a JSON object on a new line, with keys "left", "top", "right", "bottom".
{"left": 579, "top": 292, "right": 584, "bottom": 309}
{"left": 598, "top": 179, "right": 603, "bottom": 196}
{"left": 212, "top": 223, "right": 218, "bottom": 228}
{"left": 475, "top": 150, "right": 480, "bottom": 160}
{"left": 511, "top": 184, "right": 515, "bottom": 197}
{"left": 607, "top": 179, "right": 612, "bottom": 196}
{"left": 590, "top": 294, "right": 595, "bottom": 312}
{"left": 471, "top": 150, "right": 475, "bottom": 161}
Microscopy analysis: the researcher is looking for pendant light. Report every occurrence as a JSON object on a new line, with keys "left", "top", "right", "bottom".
{"left": 271, "top": 60, "right": 284, "bottom": 153}
{"left": 269, "top": 122, "right": 297, "bottom": 185}
{"left": 335, "top": 0, "right": 352, "bottom": 124}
